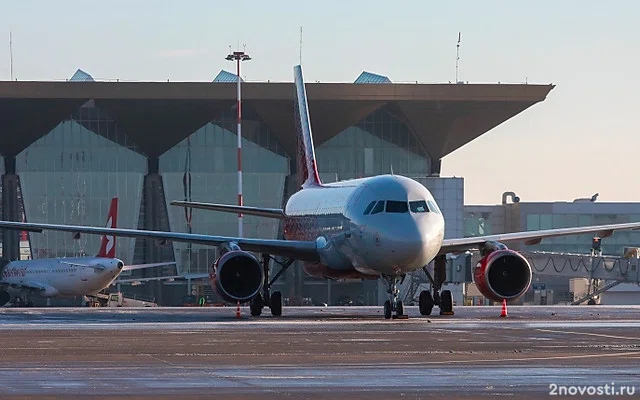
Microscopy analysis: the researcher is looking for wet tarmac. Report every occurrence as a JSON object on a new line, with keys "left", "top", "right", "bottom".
{"left": 0, "top": 305, "right": 639, "bottom": 399}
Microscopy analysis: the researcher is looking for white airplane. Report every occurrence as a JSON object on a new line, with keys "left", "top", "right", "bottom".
{"left": 0, "top": 198, "right": 169, "bottom": 307}
{"left": 2, "top": 65, "right": 640, "bottom": 318}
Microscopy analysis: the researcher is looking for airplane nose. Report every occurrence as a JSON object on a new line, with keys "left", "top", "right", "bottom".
{"left": 382, "top": 218, "right": 425, "bottom": 268}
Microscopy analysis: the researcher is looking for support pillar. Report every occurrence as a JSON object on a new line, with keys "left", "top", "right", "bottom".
{"left": 143, "top": 157, "right": 168, "bottom": 304}
{"left": 430, "top": 159, "right": 442, "bottom": 176}
{"left": 2, "top": 156, "right": 20, "bottom": 261}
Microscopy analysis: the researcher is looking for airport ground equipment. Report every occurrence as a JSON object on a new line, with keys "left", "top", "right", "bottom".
{"left": 106, "top": 292, "right": 157, "bottom": 307}
{"left": 570, "top": 279, "right": 626, "bottom": 305}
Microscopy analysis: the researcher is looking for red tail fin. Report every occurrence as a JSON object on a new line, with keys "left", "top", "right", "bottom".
{"left": 293, "top": 65, "right": 322, "bottom": 188}
{"left": 96, "top": 198, "right": 118, "bottom": 258}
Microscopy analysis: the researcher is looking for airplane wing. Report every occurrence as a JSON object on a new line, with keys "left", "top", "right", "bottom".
{"left": 114, "top": 275, "right": 182, "bottom": 284}
{"left": 8, "top": 281, "right": 49, "bottom": 292}
{"left": 58, "top": 261, "right": 106, "bottom": 270}
{"left": 170, "top": 201, "right": 286, "bottom": 219}
{"left": 122, "top": 262, "right": 176, "bottom": 272}
{"left": 439, "top": 222, "right": 640, "bottom": 255}
{"left": 0, "top": 221, "right": 320, "bottom": 262}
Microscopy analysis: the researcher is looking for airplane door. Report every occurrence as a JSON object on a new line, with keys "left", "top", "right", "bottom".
{"left": 81, "top": 267, "right": 89, "bottom": 282}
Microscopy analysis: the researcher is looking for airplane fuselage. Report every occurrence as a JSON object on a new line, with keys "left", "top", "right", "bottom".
{"left": 284, "top": 174, "right": 444, "bottom": 278}
{"left": 0, "top": 257, "right": 124, "bottom": 298}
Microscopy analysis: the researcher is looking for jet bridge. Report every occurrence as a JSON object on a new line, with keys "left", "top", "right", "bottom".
{"left": 402, "top": 246, "right": 640, "bottom": 305}
{"left": 520, "top": 250, "right": 640, "bottom": 283}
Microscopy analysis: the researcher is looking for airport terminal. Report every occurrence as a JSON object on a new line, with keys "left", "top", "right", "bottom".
{"left": 1, "top": 67, "right": 639, "bottom": 307}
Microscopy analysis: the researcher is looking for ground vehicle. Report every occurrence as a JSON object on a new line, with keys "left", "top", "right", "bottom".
{"left": 106, "top": 292, "right": 158, "bottom": 307}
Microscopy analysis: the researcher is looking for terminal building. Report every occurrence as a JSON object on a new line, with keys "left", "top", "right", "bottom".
{"left": 465, "top": 195, "right": 640, "bottom": 304}
{"left": 0, "top": 68, "right": 553, "bottom": 305}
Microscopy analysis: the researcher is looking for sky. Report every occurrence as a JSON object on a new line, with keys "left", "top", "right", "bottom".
{"left": 1, "top": 0, "right": 639, "bottom": 205}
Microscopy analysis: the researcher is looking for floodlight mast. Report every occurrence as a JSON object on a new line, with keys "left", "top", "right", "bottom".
{"left": 225, "top": 49, "right": 251, "bottom": 237}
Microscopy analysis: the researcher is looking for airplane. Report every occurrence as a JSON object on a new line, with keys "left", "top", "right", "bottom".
{"left": 0, "top": 198, "right": 171, "bottom": 307}
{"left": 2, "top": 65, "right": 640, "bottom": 318}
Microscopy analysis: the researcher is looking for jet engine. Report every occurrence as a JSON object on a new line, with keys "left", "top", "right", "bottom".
{"left": 473, "top": 244, "right": 532, "bottom": 302}
{"left": 0, "top": 291, "right": 10, "bottom": 307}
{"left": 210, "top": 250, "right": 264, "bottom": 303}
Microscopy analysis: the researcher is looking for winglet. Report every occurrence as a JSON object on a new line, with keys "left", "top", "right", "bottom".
{"left": 96, "top": 198, "right": 118, "bottom": 258}
{"left": 293, "top": 65, "right": 322, "bottom": 187}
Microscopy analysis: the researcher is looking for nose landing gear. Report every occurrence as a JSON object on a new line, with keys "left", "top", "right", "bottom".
{"left": 383, "top": 275, "right": 405, "bottom": 319}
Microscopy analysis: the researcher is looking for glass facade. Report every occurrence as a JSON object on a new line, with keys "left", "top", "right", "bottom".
{"left": 465, "top": 214, "right": 492, "bottom": 237}
{"left": 316, "top": 109, "right": 430, "bottom": 182}
{"left": 4, "top": 98, "right": 441, "bottom": 305}
{"left": 16, "top": 114, "right": 146, "bottom": 263}
{"left": 525, "top": 213, "right": 640, "bottom": 255}
{"left": 160, "top": 116, "right": 288, "bottom": 276}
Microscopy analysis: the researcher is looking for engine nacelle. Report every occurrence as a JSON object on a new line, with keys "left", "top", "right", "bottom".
{"left": 473, "top": 248, "right": 532, "bottom": 302}
{"left": 210, "top": 250, "right": 264, "bottom": 303}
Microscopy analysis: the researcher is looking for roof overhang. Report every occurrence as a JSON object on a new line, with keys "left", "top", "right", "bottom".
{"left": 0, "top": 81, "right": 554, "bottom": 158}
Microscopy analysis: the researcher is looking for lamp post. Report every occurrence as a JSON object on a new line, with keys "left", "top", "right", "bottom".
{"left": 225, "top": 50, "right": 251, "bottom": 237}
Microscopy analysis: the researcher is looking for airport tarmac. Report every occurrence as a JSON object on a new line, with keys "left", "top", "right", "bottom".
{"left": 0, "top": 305, "right": 639, "bottom": 399}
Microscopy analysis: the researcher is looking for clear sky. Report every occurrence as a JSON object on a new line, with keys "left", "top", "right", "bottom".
{"left": 1, "top": 0, "right": 639, "bottom": 205}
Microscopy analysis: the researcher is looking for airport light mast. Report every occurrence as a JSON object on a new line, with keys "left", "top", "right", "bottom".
{"left": 225, "top": 49, "right": 251, "bottom": 237}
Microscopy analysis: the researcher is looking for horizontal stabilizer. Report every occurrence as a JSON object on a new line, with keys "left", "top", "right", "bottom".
{"left": 170, "top": 201, "right": 285, "bottom": 219}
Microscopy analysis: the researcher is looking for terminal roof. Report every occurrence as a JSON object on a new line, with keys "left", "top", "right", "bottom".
{"left": 0, "top": 80, "right": 554, "bottom": 159}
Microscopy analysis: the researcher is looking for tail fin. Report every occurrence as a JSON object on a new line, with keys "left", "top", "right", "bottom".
{"left": 293, "top": 65, "right": 322, "bottom": 187}
{"left": 96, "top": 197, "right": 118, "bottom": 258}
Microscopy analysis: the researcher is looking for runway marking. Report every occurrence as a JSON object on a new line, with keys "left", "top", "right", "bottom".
{"left": 536, "top": 328, "right": 639, "bottom": 341}
{"left": 144, "top": 354, "right": 177, "bottom": 366}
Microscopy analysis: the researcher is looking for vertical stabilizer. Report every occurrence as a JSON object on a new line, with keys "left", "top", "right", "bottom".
{"left": 293, "top": 65, "right": 322, "bottom": 187}
{"left": 96, "top": 198, "right": 118, "bottom": 258}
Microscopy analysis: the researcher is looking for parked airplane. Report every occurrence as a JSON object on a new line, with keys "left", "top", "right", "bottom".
{"left": 0, "top": 198, "right": 170, "bottom": 307}
{"left": 2, "top": 65, "right": 640, "bottom": 318}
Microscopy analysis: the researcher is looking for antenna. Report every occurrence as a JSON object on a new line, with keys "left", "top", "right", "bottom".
{"left": 299, "top": 26, "right": 303, "bottom": 65}
{"left": 9, "top": 28, "right": 14, "bottom": 81}
{"left": 455, "top": 32, "right": 461, "bottom": 83}
{"left": 390, "top": 164, "right": 394, "bottom": 175}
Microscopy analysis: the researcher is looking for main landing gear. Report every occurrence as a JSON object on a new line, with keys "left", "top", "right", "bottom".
{"left": 418, "top": 255, "right": 454, "bottom": 316}
{"left": 250, "top": 254, "right": 293, "bottom": 317}
{"left": 383, "top": 275, "right": 406, "bottom": 319}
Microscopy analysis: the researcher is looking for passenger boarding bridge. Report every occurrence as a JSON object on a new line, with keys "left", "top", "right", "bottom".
{"left": 402, "top": 238, "right": 640, "bottom": 305}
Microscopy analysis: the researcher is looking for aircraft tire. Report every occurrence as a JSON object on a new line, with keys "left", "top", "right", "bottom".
{"left": 439, "top": 290, "right": 453, "bottom": 315}
{"left": 270, "top": 291, "right": 282, "bottom": 316}
{"left": 250, "top": 295, "right": 263, "bottom": 316}
{"left": 396, "top": 300, "right": 404, "bottom": 316}
{"left": 419, "top": 290, "right": 434, "bottom": 315}
{"left": 384, "top": 300, "right": 392, "bottom": 319}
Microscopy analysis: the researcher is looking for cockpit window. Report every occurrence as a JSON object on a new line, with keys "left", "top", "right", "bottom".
{"left": 386, "top": 201, "right": 409, "bottom": 213}
{"left": 409, "top": 200, "right": 429, "bottom": 213}
{"left": 363, "top": 201, "right": 376, "bottom": 215}
{"left": 370, "top": 201, "right": 385, "bottom": 215}
{"left": 427, "top": 200, "right": 441, "bottom": 215}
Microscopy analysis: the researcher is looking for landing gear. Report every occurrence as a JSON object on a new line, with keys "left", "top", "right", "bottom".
{"left": 419, "top": 290, "right": 434, "bottom": 316}
{"left": 250, "top": 295, "right": 263, "bottom": 316}
{"left": 382, "top": 275, "right": 405, "bottom": 319}
{"left": 439, "top": 289, "right": 453, "bottom": 315}
{"left": 270, "top": 291, "right": 282, "bottom": 316}
{"left": 421, "top": 254, "right": 455, "bottom": 316}
{"left": 249, "top": 254, "right": 292, "bottom": 317}
{"left": 384, "top": 300, "right": 392, "bottom": 319}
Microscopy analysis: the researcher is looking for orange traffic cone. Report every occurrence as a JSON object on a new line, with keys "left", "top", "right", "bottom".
{"left": 236, "top": 301, "right": 241, "bottom": 319}
{"left": 500, "top": 299, "right": 508, "bottom": 318}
